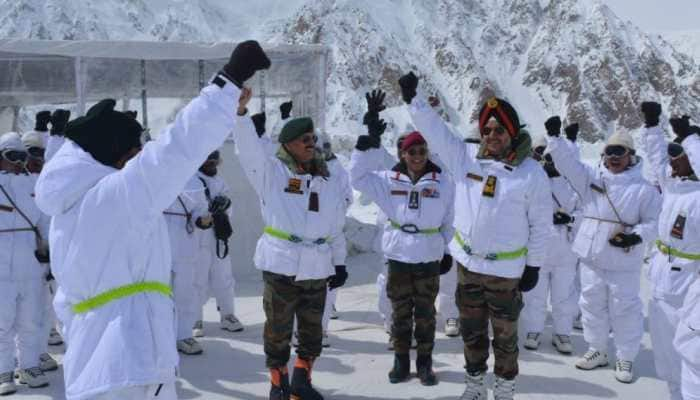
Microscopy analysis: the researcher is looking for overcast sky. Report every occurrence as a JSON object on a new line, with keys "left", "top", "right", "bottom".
{"left": 604, "top": 0, "right": 699, "bottom": 32}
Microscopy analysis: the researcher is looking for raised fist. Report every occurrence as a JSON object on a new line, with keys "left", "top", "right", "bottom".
{"left": 35, "top": 111, "right": 51, "bottom": 132}
{"left": 641, "top": 101, "right": 662, "bottom": 128}
{"left": 564, "top": 123, "right": 579, "bottom": 142}
{"left": 223, "top": 40, "right": 271, "bottom": 87}
{"left": 280, "top": 101, "right": 293, "bottom": 120}
{"left": 544, "top": 116, "right": 561, "bottom": 137}
{"left": 398, "top": 72, "right": 419, "bottom": 105}
{"left": 251, "top": 112, "right": 266, "bottom": 137}
{"left": 50, "top": 109, "right": 71, "bottom": 136}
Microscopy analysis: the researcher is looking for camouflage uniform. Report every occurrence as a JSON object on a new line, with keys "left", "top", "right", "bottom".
{"left": 456, "top": 264, "right": 523, "bottom": 380}
{"left": 386, "top": 260, "right": 441, "bottom": 355}
{"left": 262, "top": 271, "right": 328, "bottom": 368}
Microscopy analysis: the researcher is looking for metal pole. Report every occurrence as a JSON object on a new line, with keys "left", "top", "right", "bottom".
{"left": 198, "top": 60, "right": 205, "bottom": 90}
{"left": 259, "top": 71, "right": 266, "bottom": 113}
{"left": 318, "top": 50, "right": 328, "bottom": 133}
{"left": 74, "top": 57, "right": 86, "bottom": 116}
{"left": 140, "top": 59, "right": 148, "bottom": 129}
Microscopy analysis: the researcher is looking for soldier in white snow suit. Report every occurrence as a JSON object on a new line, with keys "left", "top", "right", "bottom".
{"left": 641, "top": 103, "right": 700, "bottom": 400}
{"left": 546, "top": 114, "right": 662, "bottom": 384}
{"left": 521, "top": 131, "right": 581, "bottom": 355}
{"left": 34, "top": 41, "right": 270, "bottom": 400}
{"left": 0, "top": 132, "right": 51, "bottom": 395}
{"left": 193, "top": 150, "right": 244, "bottom": 337}
{"left": 45, "top": 109, "right": 70, "bottom": 162}
{"left": 399, "top": 72, "right": 552, "bottom": 400}
{"left": 351, "top": 113, "right": 455, "bottom": 386}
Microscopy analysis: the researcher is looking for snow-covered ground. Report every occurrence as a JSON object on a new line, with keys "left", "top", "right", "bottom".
{"left": 13, "top": 205, "right": 670, "bottom": 400}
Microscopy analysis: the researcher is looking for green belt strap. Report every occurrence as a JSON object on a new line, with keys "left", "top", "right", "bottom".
{"left": 72, "top": 281, "right": 173, "bottom": 314}
{"left": 263, "top": 226, "right": 329, "bottom": 245}
{"left": 656, "top": 240, "right": 700, "bottom": 261}
{"left": 389, "top": 220, "right": 441, "bottom": 235}
{"left": 454, "top": 232, "right": 528, "bottom": 261}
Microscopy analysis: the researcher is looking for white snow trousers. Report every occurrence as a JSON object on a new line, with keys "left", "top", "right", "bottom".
{"left": 522, "top": 265, "right": 578, "bottom": 335}
{"left": 40, "top": 279, "right": 58, "bottom": 354}
{"left": 86, "top": 382, "right": 177, "bottom": 400}
{"left": 195, "top": 254, "right": 235, "bottom": 320}
{"left": 649, "top": 297, "right": 684, "bottom": 400}
{"left": 437, "top": 260, "right": 458, "bottom": 321}
{"left": 579, "top": 263, "right": 643, "bottom": 361}
{"left": 322, "top": 287, "right": 337, "bottom": 331}
{"left": 0, "top": 279, "right": 44, "bottom": 373}
{"left": 377, "top": 262, "right": 392, "bottom": 332}
{"left": 675, "top": 315, "right": 700, "bottom": 400}
{"left": 172, "top": 263, "right": 199, "bottom": 340}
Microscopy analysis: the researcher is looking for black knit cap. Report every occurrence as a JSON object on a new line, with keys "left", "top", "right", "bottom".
{"left": 478, "top": 97, "right": 521, "bottom": 138}
{"left": 65, "top": 99, "right": 143, "bottom": 166}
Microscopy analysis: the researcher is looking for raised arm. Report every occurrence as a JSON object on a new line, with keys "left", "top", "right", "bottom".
{"left": 232, "top": 109, "right": 272, "bottom": 197}
{"left": 546, "top": 135, "right": 594, "bottom": 198}
{"left": 349, "top": 147, "right": 393, "bottom": 214}
{"left": 641, "top": 124, "right": 673, "bottom": 189}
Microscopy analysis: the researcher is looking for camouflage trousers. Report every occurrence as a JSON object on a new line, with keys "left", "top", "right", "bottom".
{"left": 456, "top": 264, "right": 523, "bottom": 380}
{"left": 386, "top": 259, "right": 440, "bottom": 355}
{"left": 262, "top": 271, "right": 327, "bottom": 368}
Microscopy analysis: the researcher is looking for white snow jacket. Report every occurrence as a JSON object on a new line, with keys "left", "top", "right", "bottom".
{"left": 350, "top": 147, "right": 454, "bottom": 264}
{"left": 34, "top": 76, "right": 243, "bottom": 400}
{"left": 0, "top": 172, "right": 49, "bottom": 282}
{"left": 45, "top": 135, "right": 65, "bottom": 162}
{"left": 547, "top": 136, "right": 661, "bottom": 271}
{"left": 233, "top": 117, "right": 347, "bottom": 281}
{"left": 546, "top": 176, "right": 581, "bottom": 269}
{"left": 643, "top": 125, "right": 700, "bottom": 301}
{"left": 408, "top": 98, "right": 552, "bottom": 279}
{"left": 164, "top": 176, "right": 209, "bottom": 267}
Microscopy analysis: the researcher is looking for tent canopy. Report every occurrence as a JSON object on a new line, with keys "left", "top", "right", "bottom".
{"left": 0, "top": 39, "right": 329, "bottom": 129}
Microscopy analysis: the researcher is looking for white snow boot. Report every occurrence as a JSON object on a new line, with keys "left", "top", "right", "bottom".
{"left": 523, "top": 332, "right": 541, "bottom": 350}
{"left": 192, "top": 320, "right": 204, "bottom": 338}
{"left": 330, "top": 304, "right": 339, "bottom": 320}
{"left": 221, "top": 314, "right": 244, "bottom": 332}
{"left": 460, "top": 372, "right": 486, "bottom": 400}
{"left": 177, "top": 338, "right": 203, "bottom": 355}
{"left": 0, "top": 371, "right": 16, "bottom": 395}
{"left": 493, "top": 377, "right": 515, "bottom": 400}
{"left": 573, "top": 313, "right": 583, "bottom": 330}
{"left": 552, "top": 334, "right": 573, "bottom": 354}
{"left": 615, "top": 360, "right": 634, "bottom": 383}
{"left": 576, "top": 349, "right": 608, "bottom": 370}
{"left": 48, "top": 328, "right": 63, "bottom": 346}
{"left": 445, "top": 318, "right": 460, "bottom": 337}
{"left": 39, "top": 353, "right": 58, "bottom": 371}
{"left": 18, "top": 367, "right": 49, "bottom": 388}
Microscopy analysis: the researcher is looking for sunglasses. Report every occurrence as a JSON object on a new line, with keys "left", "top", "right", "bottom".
{"left": 481, "top": 126, "right": 507, "bottom": 136}
{"left": 604, "top": 145, "right": 629, "bottom": 157}
{"left": 2, "top": 150, "right": 27, "bottom": 163}
{"left": 301, "top": 134, "right": 318, "bottom": 145}
{"left": 27, "top": 147, "right": 45, "bottom": 159}
{"left": 405, "top": 147, "right": 428, "bottom": 157}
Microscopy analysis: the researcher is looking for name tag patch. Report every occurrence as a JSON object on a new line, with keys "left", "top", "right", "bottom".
{"left": 391, "top": 190, "right": 408, "bottom": 196}
{"left": 0, "top": 204, "right": 13, "bottom": 212}
{"left": 590, "top": 183, "right": 605, "bottom": 194}
{"left": 482, "top": 176, "right": 497, "bottom": 198}
{"left": 408, "top": 191, "right": 420, "bottom": 209}
{"left": 671, "top": 214, "right": 686, "bottom": 240}
{"left": 421, "top": 187, "right": 440, "bottom": 198}
{"left": 467, "top": 173, "right": 483, "bottom": 182}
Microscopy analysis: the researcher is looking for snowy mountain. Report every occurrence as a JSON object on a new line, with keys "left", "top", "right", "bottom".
{"left": 660, "top": 30, "right": 700, "bottom": 62}
{"left": 2, "top": 0, "right": 699, "bottom": 142}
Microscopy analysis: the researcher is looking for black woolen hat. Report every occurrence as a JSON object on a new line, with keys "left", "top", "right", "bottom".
{"left": 65, "top": 99, "right": 143, "bottom": 166}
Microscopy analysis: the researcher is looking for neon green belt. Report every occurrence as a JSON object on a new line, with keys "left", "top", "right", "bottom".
{"left": 72, "top": 281, "right": 173, "bottom": 314}
{"left": 389, "top": 220, "right": 441, "bottom": 235}
{"left": 264, "top": 226, "right": 330, "bottom": 245}
{"left": 656, "top": 240, "right": 700, "bottom": 261}
{"left": 454, "top": 232, "right": 528, "bottom": 261}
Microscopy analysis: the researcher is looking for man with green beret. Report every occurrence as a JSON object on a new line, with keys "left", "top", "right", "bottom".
{"left": 234, "top": 113, "right": 349, "bottom": 400}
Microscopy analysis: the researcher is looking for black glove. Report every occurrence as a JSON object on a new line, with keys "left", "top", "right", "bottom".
{"left": 50, "top": 109, "right": 71, "bottom": 136}
{"left": 553, "top": 211, "right": 573, "bottom": 225}
{"left": 35, "top": 111, "right": 51, "bottom": 132}
{"left": 280, "top": 101, "right": 293, "bottom": 120}
{"left": 670, "top": 116, "right": 691, "bottom": 141}
{"left": 690, "top": 125, "right": 700, "bottom": 137}
{"left": 398, "top": 72, "right": 419, "bottom": 104}
{"left": 355, "top": 135, "right": 381, "bottom": 151}
{"left": 564, "top": 123, "right": 579, "bottom": 142}
{"left": 34, "top": 249, "right": 50, "bottom": 264}
{"left": 328, "top": 265, "right": 348, "bottom": 290}
{"left": 364, "top": 89, "right": 386, "bottom": 123}
{"left": 368, "top": 117, "right": 387, "bottom": 139}
{"left": 45, "top": 269, "right": 54, "bottom": 282}
{"left": 519, "top": 266, "right": 540, "bottom": 292}
{"left": 641, "top": 101, "right": 662, "bottom": 128}
{"left": 209, "top": 195, "right": 232, "bottom": 214}
{"left": 609, "top": 232, "right": 642, "bottom": 248}
{"left": 544, "top": 116, "right": 561, "bottom": 137}
{"left": 124, "top": 110, "right": 138, "bottom": 120}
{"left": 222, "top": 40, "right": 271, "bottom": 87}
{"left": 251, "top": 112, "right": 266, "bottom": 137}
{"left": 439, "top": 254, "right": 453, "bottom": 275}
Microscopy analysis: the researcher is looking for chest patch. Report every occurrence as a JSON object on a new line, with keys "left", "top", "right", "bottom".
{"left": 421, "top": 187, "right": 440, "bottom": 198}
{"left": 391, "top": 190, "right": 409, "bottom": 196}
{"left": 408, "top": 191, "right": 420, "bottom": 209}
{"left": 0, "top": 204, "right": 13, "bottom": 212}
{"left": 482, "top": 175, "right": 497, "bottom": 198}
{"left": 467, "top": 173, "right": 484, "bottom": 182}
{"left": 671, "top": 213, "right": 686, "bottom": 240}
{"left": 284, "top": 178, "right": 304, "bottom": 195}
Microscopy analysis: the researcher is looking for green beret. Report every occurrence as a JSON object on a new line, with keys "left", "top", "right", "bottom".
{"left": 279, "top": 117, "right": 314, "bottom": 144}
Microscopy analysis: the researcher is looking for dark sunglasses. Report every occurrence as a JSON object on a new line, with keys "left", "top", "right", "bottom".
{"left": 406, "top": 147, "right": 428, "bottom": 157}
{"left": 481, "top": 126, "right": 507, "bottom": 136}
{"left": 533, "top": 146, "right": 546, "bottom": 155}
{"left": 27, "top": 147, "right": 45, "bottom": 158}
{"left": 301, "top": 134, "right": 318, "bottom": 145}
{"left": 668, "top": 143, "right": 685, "bottom": 160}
{"left": 604, "top": 145, "right": 629, "bottom": 157}
{"left": 2, "top": 150, "right": 27, "bottom": 163}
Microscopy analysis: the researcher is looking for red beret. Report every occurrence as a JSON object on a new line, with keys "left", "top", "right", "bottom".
{"left": 400, "top": 131, "right": 426, "bottom": 152}
{"left": 478, "top": 97, "right": 521, "bottom": 138}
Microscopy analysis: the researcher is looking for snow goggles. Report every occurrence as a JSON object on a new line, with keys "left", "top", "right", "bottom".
{"left": 603, "top": 145, "right": 629, "bottom": 158}
{"left": 27, "top": 146, "right": 45, "bottom": 159}
{"left": 1, "top": 150, "right": 28, "bottom": 163}
{"left": 668, "top": 143, "right": 685, "bottom": 160}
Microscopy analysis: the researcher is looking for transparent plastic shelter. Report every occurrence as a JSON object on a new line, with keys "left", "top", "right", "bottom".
{"left": 0, "top": 39, "right": 330, "bottom": 276}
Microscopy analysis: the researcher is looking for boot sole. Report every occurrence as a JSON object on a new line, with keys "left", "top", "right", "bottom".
{"left": 552, "top": 342, "right": 573, "bottom": 354}
{"left": 221, "top": 327, "right": 244, "bottom": 332}
{"left": 40, "top": 365, "right": 59, "bottom": 372}
{"left": 178, "top": 349, "right": 204, "bottom": 355}
{"left": 615, "top": 375, "right": 634, "bottom": 384}
{"left": 388, "top": 373, "right": 411, "bottom": 384}
{"left": 575, "top": 362, "right": 608, "bottom": 370}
